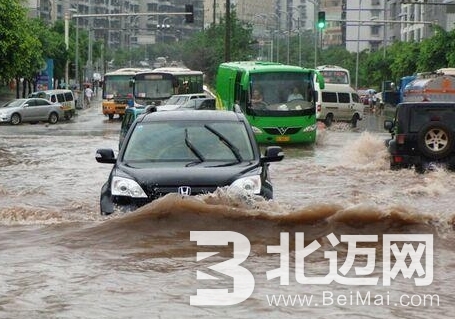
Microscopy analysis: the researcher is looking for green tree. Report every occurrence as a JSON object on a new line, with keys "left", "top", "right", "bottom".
{"left": 417, "top": 25, "right": 449, "bottom": 72}
{"left": 182, "top": 11, "right": 255, "bottom": 86}
{"left": 386, "top": 41, "right": 420, "bottom": 82}
{"left": 0, "top": 0, "right": 42, "bottom": 84}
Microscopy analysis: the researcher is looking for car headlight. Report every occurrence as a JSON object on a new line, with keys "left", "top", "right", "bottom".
{"left": 230, "top": 175, "right": 261, "bottom": 195}
{"left": 111, "top": 176, "right": 147, "bottom": 198}
{"left": 251, "top": 126, "right": 263, "bottom": 134}
{"left": 302, "top": 124, "right": 317, "bottom": 132}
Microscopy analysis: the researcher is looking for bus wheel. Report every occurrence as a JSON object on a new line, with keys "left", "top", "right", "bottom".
{"left": 108, "top": 114, "right": 114, "bottom": 120}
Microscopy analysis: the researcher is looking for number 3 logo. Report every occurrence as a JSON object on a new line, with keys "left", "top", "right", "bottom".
{"left": 190, "top": 231, "right": 255, "bottom": 306}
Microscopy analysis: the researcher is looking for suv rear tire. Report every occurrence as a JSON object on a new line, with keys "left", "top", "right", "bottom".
{"left": 417, "top": 122, "right": 454, "bottom": 160}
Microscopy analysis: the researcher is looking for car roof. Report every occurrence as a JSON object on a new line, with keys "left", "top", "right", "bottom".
{"left": 140, "top": 110, "right": 244, "bottom": 123}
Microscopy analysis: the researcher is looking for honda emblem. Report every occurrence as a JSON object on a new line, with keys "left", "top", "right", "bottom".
{"left": 178, "top": 186, "right": 192, "bottom": 196}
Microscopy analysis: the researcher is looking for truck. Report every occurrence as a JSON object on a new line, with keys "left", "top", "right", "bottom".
{"left": 381, "top": 75, "right": 416, "bottom": 107}
{"left": 402, "top": 68, "right": 455, "bottom": 103}
{"left": 382, "top": 68, "right": 455, "bottom": 106}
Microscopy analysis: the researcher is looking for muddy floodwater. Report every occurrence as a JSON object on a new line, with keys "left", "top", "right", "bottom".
{"left": 1, "top": 104, "right": 454, "bottom": 319}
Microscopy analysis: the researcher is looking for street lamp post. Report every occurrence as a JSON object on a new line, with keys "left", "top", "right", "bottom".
{"left": 253, "top": 14, "right": 268, "bottom": 60}
{"left": 75, "top": 15, "right": 79, "bottom": 89}
{"left": 266, "top": 13, "right": 280, "bottom": 62}
{"left": 278, "top": 10, "right": 292, "bottom": 64}
{"left": 305, "top": 0, "right": 319, "bottom": 68}
{"left": 158, "top": 17, "right": 171, "bottom": 42}
{"left": 355, "top": 0, "right": 363, "bottom": 91}
{"left": 64, "top": 11, "right": 70, "bottom": 89}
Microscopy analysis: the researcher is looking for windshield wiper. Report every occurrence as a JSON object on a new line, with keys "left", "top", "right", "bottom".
{"left": 204, "top": 125, "right": 243, "bottom": 163}
{"left": 185, "top": 128, "right": 205, "bottom": 164}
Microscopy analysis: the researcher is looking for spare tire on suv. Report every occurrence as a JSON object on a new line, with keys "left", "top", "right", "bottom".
{"left": 383, "top": 102, "right": 455, "bottom": 173}
{"left": 417, "top": 122, "right": 454, "bottom": 160}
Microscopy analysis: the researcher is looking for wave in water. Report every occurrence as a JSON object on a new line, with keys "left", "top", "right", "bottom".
{"left": 61, "top": 189, "right": 455, "bottom": 254}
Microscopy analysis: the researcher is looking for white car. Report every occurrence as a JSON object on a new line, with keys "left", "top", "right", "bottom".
{"left": 0, "top": 98, "right": 64, "bottom": 125}
{"left": 315, "top": 84, "right": 364, "bottom": 128}
{"left": 157, "top": 93, "right": 207, "bottom": 111}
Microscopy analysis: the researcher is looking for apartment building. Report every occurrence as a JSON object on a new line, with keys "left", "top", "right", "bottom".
{"left": 27, "top": 0, "right": 204, "bottom": 49}
{"left": 26, "top": 0, "right": 455, "bottom": 54}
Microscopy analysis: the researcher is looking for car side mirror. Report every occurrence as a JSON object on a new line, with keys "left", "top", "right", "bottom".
{"left": 384, "top": 120, "right": 394, "bottom": 132}
{"left": 95, "top": 148, "right": 116, "bottom": 164}
{"left": 261, "top": 146, "right": 284, "bottom": 163}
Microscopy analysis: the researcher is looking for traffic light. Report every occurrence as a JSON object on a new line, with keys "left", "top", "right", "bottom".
{"left": 317, "top": 11, "right": 326, "bottom": 29}
{"left": 185, "top": 4, "right": 194, "bottom": 23}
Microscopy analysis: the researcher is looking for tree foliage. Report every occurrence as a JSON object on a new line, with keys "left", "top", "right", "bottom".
{"left": 181, "top": 12, "right": 255, "bottom": 86}
{"left": 0, "top": 0, "right": 41, "bottom": 82}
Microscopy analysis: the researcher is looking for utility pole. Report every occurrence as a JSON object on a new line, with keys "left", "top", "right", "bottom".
{"left": 213, "top": 0, "right": 216, "bottom": 25}
{"left": 225, "top": 0, "right": 231, "bottom": 62}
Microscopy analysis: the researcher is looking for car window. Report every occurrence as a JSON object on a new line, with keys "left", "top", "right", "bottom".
{"left": 25, "top": 99, "right": 36, "bottom": 107}
{"left": 322, "top": 92, "right": 337, "bottom": 103}
{"left": 123, "top": 121, "right": 254, "bottom": 162}
{"left": 181, "top": 100, "right": 196, "bottom": 109}
{"left": 50, "top": 95, "right": 57, "bottom": 103}
{"left": 64, "top": 92, "right": 73, "bottom": 101}
{"left": 352, "top": 93, "right": 360, "bottom": 103}
{"left": 35, "top": 99, "right": 51, "bottom": 106}
{"left": 56, "top": 94, "right": 65, "bottom": 103}
{"left": 338, "top": 93, "right": 350, "bottom": 103}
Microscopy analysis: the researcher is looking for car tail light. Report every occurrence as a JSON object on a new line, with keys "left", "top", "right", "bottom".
{"left": 396, "top": 134, "right": 405, "bottom": 144}
{"left": 393, "top": 155, "right": 403, "bottom": 163}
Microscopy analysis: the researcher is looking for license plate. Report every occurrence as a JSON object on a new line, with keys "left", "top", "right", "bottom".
{"left": 276, "top": 136, "right": 290, "bottom": 142}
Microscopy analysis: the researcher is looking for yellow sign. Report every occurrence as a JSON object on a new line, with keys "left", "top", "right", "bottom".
{"left": 276, "top": 136, "right": 290, "bottom": 142}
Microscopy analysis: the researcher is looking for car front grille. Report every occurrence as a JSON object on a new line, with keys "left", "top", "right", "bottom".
{"left": 262, "top": 127, "right": 302, "bottom": 135}
{"left": 146, "top": 186, "right": 219, "bottom": 199}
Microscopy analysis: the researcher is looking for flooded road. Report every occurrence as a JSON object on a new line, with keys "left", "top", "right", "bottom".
{"left": 1, "top": 103, "right": 454, "bottom": 318}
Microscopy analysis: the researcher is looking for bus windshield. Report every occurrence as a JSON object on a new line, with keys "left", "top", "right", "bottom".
{"left": 133, "top": 68, "right": 204, "bottom": 105}
{"left": 249, "top": 72, "right": 314, "bottom": 114}
{"left": 319, "top": 70, "right": 349, "bottom": 84}
{"left": 134, "top": 75, "right": 174, "bottom": 100}
{"left": 103, "top": 75, "right": 133, "bottom": 98}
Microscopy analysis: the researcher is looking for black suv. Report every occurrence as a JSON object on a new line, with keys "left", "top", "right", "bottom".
{"left": 96, "top": 110, "right": 284, "bottom": 215}
{"left": 384, "top": 102, "right": 455, "bottom": 172}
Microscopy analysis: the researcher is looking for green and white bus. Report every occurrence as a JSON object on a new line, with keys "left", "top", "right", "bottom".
{"left": 216, "top": 61, "right": 324, "bottom": 144}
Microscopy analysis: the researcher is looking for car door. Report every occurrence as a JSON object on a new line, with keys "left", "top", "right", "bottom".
{"left": 35, "top": 98, "right": 53, "bottom": 120}
{"left": 321, "top": 91, "right": 339, "bottom": 119}
{"left": 351, "top": 92, "right": 364, "bottom": 116}
{"left": 22, "top": 99, "right": 39, "bottom": 121}
{"left": 336, "top": 92, "right": 350, "bottom": 120}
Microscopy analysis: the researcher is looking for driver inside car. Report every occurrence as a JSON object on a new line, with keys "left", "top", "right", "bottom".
{"left": 251, "top": 89, "right": 265, "bottom": 109}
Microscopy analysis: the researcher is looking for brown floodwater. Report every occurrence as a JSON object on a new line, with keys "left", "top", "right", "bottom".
{"left": 0, "top": 104, "right": 454, "bottom": 318}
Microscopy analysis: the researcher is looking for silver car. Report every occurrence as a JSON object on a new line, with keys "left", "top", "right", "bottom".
{"left": 0, "top": 98, "right": 64, "bottom": 125}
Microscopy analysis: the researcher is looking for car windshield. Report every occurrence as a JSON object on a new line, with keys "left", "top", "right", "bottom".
{"left": 165, "top": 95, "right": 190, "bottom": 105}
{"left": 1, "top": 99, "right": 26, "bottom": 108}
{"left": 122, "top": 120, "right": 255, "bottom": 163}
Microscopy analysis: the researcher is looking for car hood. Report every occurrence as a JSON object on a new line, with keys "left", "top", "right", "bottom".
{"left": 114, "top": 162, "right": 259, "bottom": 186}
{"left": 0, "top": 107, "right": 18, "bottom": 113}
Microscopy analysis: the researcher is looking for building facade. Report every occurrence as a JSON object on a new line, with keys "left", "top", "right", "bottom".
{"left": 26, "top": 0, "right": 455, "bottom": 54}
